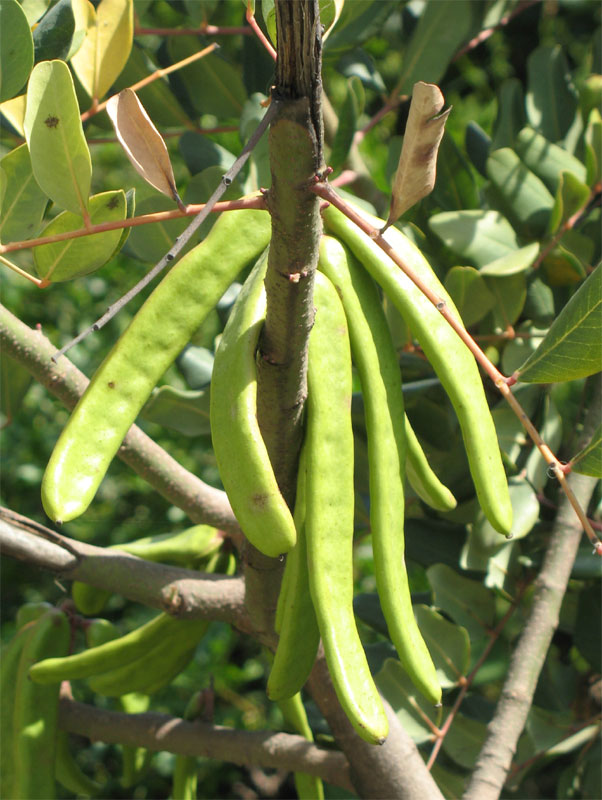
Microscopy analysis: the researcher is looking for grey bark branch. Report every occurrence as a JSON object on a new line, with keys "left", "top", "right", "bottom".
{"left": 463, "top": 375, "right": 602, "bottom": 800}
{"left": 0, "top": 508, "right": 250, "bottom": 631}
{"left": 58, "top": 697, "right": 354, "bottom": 792}
{"left": 0, "top": 304, "right": 239, "bottom": 535}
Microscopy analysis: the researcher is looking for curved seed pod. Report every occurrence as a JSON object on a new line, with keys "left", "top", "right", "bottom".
{"left": 210, "top": 250, "right": 297, "bottom": 557}
{"left": 278, "top": 693, "right": 324, "bottom": 800}
{"left": 55, "top": 730, "right": 103, "bottom": 797}
{"left": 268, "top": 447, "right": 320, "bottom": 701}
{"left": 42, "top": 207, "right": 271, "bottom": 523}
{"left": 324, "top": 204, "right": 512, "bottom": 535}
{"left": 13, "top": 609, "right": 71, "bottom": 799}
{"left": 318, "top": 236, "right": 440, "bottom": 705}
{"left": 305, "top": 270, "right": 388, "bottom": 745}
{"left": 404, "top": 416, "right": 457, "bottom": 512}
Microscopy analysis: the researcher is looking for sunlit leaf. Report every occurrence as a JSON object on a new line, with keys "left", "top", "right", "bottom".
{"left": 548, "top": 171, "right": 590, "bottom": 235}
{"left": 142, "top": 386, "right": 211, "bottom": 436}
{"left": 0, "top": 0, "right": 34, "bottom": 102}
{"left": 517, "top": 264, "right": 602, "bottom": 382}
{"left": 33, "top": 0, "right": 75, "bottom": 63}
{"left": 571, "top": 423, "right": 602, "bottom": 478}
{"left": 385, "top": 82, "right": 450, "bottom": 226}
{"left": 106, "top": 89, "right": 183, "bottom": 207}
{"left": 491, "top": 78, "right": 525, "bottom": 151}
{"left": 479, "top": 243, "right": 540, "bottom": 277}
{"left": 70, "top": 0, "right": 133, "bottom": 101}
{"left": 0, "top": 94, "right": 26, "bottom": 136}
{"left": 0, "top": 144, "right": 48, "bottom": 243}
{"left": 429, "top": 210, "right": 519, "bottom": 267}
{"left": 375, "top": 658, "right": 440, "bottom": 744}
{"left": 34, "top": 190, "right": 126, "bottom": 282}
{"left": 584, "top": 108, "right": 602, "bottom": 187}
{"left": 515, "top": 126, "right": 587, "bottom": 193}
{"left": 486, "top": 148, "right": 555, "bottom": 237}
{"left": 484, "top": 273, "right": 527, "bottom": 329}
{"left": 526, "top": 45, "right": 579, "bottom": 143}
{"left": 24, "top": 59, "right": 92, "bottom": 215}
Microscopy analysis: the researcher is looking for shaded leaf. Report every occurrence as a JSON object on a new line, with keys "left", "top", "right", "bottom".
{"left": 385, "top": 82, "right": 451, "bottom": 226}
{"left": 34, "top": 190, "right": 126, "bottom": 282}
{"left": 584, "top": 108, "right": 602, "bottom": 188}
{"left": 526, "top": 45, "right": 579, "bottom": 143}
{"left": 323, "top": 0, "right": 398, "bottom": 58}
{"left": 444, "top": 267, "right": 495, "bottom": 327}
{"left": 432, "top": 132, "right": 479, "bottom": 211}
{"left": 517, "top": 264, "right": 602, "bottom": 382}
{"left": 375, "top": 658, "right": 441, "bottom": 744}
{"left": 479, "top": 243, "right": 540, "bottom": 277}
{"left": 397, "top": 0, "right": 478, "bottom": 96}
{"left": 414, "top": 605, "right": 470, "bottom": 689}
{"left": 525, "top": 395, "right": 563, "bottom": 491}
{"left": 71, "top": 0, "right": 133, "bottom": 101}
{"left": 501, "top": 324, "right": 547, "bottom": 376}
{"left": 107, "top": 89, "right": 183, "bottom": 207}
{"left": 330, "top": 76, "right": 364, "bottom": 173}
{"left": 0, "top": 144, "right": 48, "bottom": 243}
{"left": 491, "top": 78, "right": 525, "bottom": 151}
{"left": 0, "top": 0, "right": 34, "bottom": 102}
{"left": 24, "top": 59, "right": 92, "bottom": 215}
{"left": 426, "top": 563, "right": 495, "bottom": 640}
{"left": 126, "top": 195, "right": 189, "bottom": 263}
{"left": 442, "top": 714, "right": 488, "bottom": 769}
{"left": 515, "top": 126, "right": 587, "bottom": 193}
{"left": 179, "top": 132, "right": 235, "bottom": 176}
{"left": 338, "top": 48, "right": 386, "bottom": 93}
{"left": 574, "top": 585, "right": 602, "bottom": 671}
{"left": 548, "top": 171, "right": 591, "bottom": 235}
{"left": 486, "top": 148, "right": 555, "bottom": 238}
{"left": 484, "top": 272, "right": 527, "bottom": 329}
{"left": 542, "top": 243, "right": 588, "bottom": 287}
{"left": 176, "top": 346, "right": 214, "bottom": 390}
{"left": 142, "top": 386, "right": 211, "bottom": 436}
{"left": 465, "top": 120, "right": 491, "bottom": 177}
{"left": 1, "top": 354, "right": 33, "bottom": 427}
{"left": 33, "top": 0, "right": 75, "bottom": 63}
{"left": 429, "top": 210, "right": 519, "bottom": 268}
{"left": 571, "top": 423, "right": 602, "bottom": 478}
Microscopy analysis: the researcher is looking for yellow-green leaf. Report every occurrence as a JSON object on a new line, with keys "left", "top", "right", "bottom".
{"left": 34, "top": 190, "right": 126, "bottom": 282}
{"left": 24, "top": 59, "right": 92, "bottom": 215}
{"left": 0, "top": 144, "right": 48, "bottom": 243}
{"left": 70, "top": 0, "right": 133, "bottom": 102}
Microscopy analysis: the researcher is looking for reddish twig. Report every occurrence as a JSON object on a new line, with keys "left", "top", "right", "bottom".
{"left": 246, "top": 2, "right": 277, "bottom": 61}
{"left": 453, "top": 0, "right": 542, "bottom": 61}
{"left": 135, "top": 25, "right": 252, "bottom": 36}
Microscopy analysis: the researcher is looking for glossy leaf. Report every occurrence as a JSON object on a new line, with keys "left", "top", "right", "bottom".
{"left": 429, "top": 210, "right": 519, "bottom": 267}
{"left": 0, "top": 144, "right": 48, "bottom": 243}
{"left": 515, "top": 126, "right": 587, "bottom": 193}
{"left": 330, "top": 76, "right": 363, "bottom": 173}
{"left": 491, "top": 78, "right": 525, "bottom": 151}
{"left": 33, "top": 0, "right": 75, "bottom": 63}
{"left": 0, "top": 0, "right": 34, "bottom": 102}
{"left": 486, "top": 148, "right": 555, "bottom": 237}
{"left": 526, "top": 45, "right": 579, "bottom": 143}
{"left": 444, "top": 267, "right": 495, "bottom": 327}
{"left": 571, "top": 423, "right": 602, "bottom": 478}
{"left": 375, "top": 658, "right": 441, "bottom": 744}
{"left": 427, "top": 563, "right": 495, "bottom": 641}
{"left": 177, "top": 346, "right": 214, "bottom": 390}
{"left": 548, "top": 171, "right": 590, "bottom": 235}
{"left": 479, "top": 243, "right": 540, "bottom": 277}
{"left": 386, "top": 82, "right": 451, "bottom": 225}
{"left": 20, "top": 0, "right": 52, "bottom": 25}
{"left": 34, "top": 190, "right": 126, "bottom": 282}
{"left": 71, "top": 0, "right": 133, "bottom": 101}
{"left": 106, "top": 89, "right": 183, "bottom": 206}
{"left": 142, "top": 386, "right": 211, "bottom": 436}
{"left": 24, "top": 60, "right": 92, "bottom": 216}
{"left": 397, "top": 0, "right": 478, "bottom": 96}
{"left": 517, "top": 264, "right": 602, "bottom": 382}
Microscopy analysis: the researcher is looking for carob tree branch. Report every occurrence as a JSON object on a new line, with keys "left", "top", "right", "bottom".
{"left": 0, "top": 508, "right": 250, "bottom": 632}
{"left": 0, "top": 304, "right": 239, "bottom": 535}
{"left": 58, "top": 697, "right": 354, "bottom": 792}
{"left": 463, "top": 374, "right": 602, "bottom": 800}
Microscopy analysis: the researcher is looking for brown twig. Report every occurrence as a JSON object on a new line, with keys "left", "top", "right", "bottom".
{"left": 453, "top": 0, "right": 542, "bottom": 61}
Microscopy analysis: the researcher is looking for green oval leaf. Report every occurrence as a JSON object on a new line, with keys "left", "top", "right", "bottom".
{"left": 526, "top": 45, "right": 579, "bottom": 143}
{"left": 32, "top": 0, "right": 75, "bottom": 64}
{"left": 479, "top": 242, "right": 540, "bottom": 277}
{"left": 24, "top": 59, "right": 92, "bottom": 215}
{"left": 571, "top": 423, "right": 602, "bottom": 478}
{"left": 125, "top": 195, "right": 189, "bottom": 263}
{"left": 375, "top": 658, "right": 441, "bottom": 744}
{"left": 516, "top": 126, "right": 587, "bottom": 193}
{"left": 429, "top": 210, "right": 519, "bottom": 267}
{"left": 0, "top": 144, "right": 48, "bottom": 243}
{"left": 444, "top": 267, "right": 495, "bottom": 326}
{"left": 413, "top": 605, "right": 470, "bottom": 689}
{"left": 330, "top": 76, "right": 363, "bottom": 173}
{"left": 517, "top": 264, "right": 602, "bottom": 382}
{"left": 548, "top": 171, "right": 591, "bottom": 235}
{"left": 142, "top": 386, "right": 211, "bottom": 436}
{"left": 0, "top": 0, "right": 34, "bottom": 102}
{"left": 34, "top": 190, "right": 126, "bottom": 282}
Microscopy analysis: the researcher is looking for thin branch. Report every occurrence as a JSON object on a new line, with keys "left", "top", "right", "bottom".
{"left": 0, "top": 197, "right": 265, "bottom": 256}
{"left": 80, "top": 43, "right": 220, "bottom": 122}
{"left": 58, "top": 697, "right": 354, "bottom": 792}
{"left": 0, "top": 305, "right": 239, "bottom": 533}
{"left": 0, "top": 509, "right": 250, "bottom": 630}
{"left": 453, "top": 0, "right": 542, "bottom": 61}
{"left": 54, "top": 100, "right": 278, "bottom": 360}
{"left": 312, "top": 181, "right": 601, "bottom": 552}
{"left": 246, "top": 3, "right": 277, "bottom": 61}
{"left": 135, "top": 25, "right": 252, "bottom": 37}
{"left": 463, "top": 377, "right": 602, "bottom": 800}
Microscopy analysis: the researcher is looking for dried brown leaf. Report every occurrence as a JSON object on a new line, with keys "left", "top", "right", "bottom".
{"left": 106, "top": 88, "right": 184, "bottom": 209}
{"left": 384, "top": 81, "right": 451, "bottom": 230}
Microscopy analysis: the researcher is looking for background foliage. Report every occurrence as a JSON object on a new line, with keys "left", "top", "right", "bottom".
{"left": 1, "top": 0, "right": 601, "bottom": 798}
